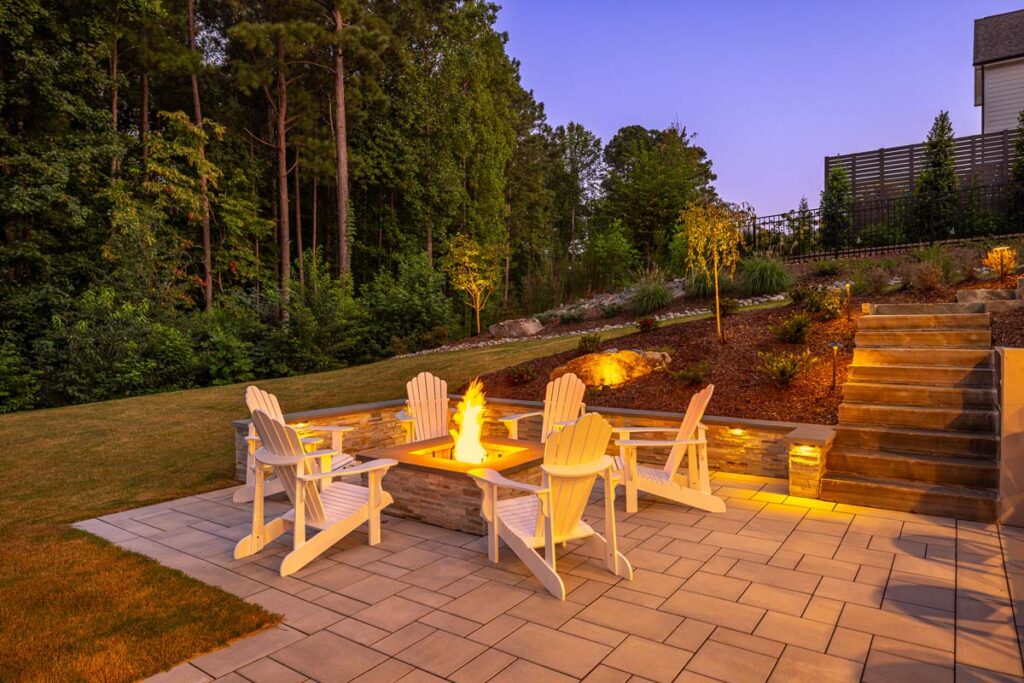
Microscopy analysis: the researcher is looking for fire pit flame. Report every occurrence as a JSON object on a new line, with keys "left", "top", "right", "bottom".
{"left": 450, "top": 378, "right": 488, "bottom": 464}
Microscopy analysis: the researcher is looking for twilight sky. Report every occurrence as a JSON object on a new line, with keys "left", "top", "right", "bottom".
{"left": 495, "top": 1, "right": 1023, "bottom": 215}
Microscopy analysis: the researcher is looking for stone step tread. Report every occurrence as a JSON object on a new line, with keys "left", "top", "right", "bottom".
{"left": 839, "top": 403, "right": 997, "bottom": 434}
{"left": 845, "top": 368, "right": 996, "bottom": 387}
{"left": 853, "top": 330, "right": 992, "bottom": 349}
{"left": 842, "top": 382, "right": 997, "bottom": 407}
{"left": 873, "top": 303, "right": 986, "bottom": 315}
{"left": 821, "top": 473, "right": 997, "bottom": 499}
{"left": 852, "top": 348, "right": 994, "bottom": 367}
{"left": 835, "top": 424, "right": 999, "bottom": 458}
{"left": 840, "top": 403, "right": 997, "bottom": 418}
{"left": 827, "top": 450, "right": 999, "bottom": 488}
{"left": 857, "top": 313, "right": 990, "bottom": 329}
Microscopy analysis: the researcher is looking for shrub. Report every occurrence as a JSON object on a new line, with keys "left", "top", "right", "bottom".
{"left": 535, "top": 311, "right": 557, "bottom": 325}
{"left": 362, "top": 253, "right": 452, "bottom": 354}
{"left": 718, "top": 298, "right": 739, "bottom": 316}
{"left": 906, "top": 261, "right": 943, "bottom": 291}
{"left": 913, "top": 245, "right": 965, "bottom": 285}
{"left": 982, "top": 246, "right": 1019, "bottom": 280}
{"left": 601, "top": 303, "right": 625, "bottom": 318}
{"left": 796, "top": 286, "right": 843, "bottom": 320}
{"left": 759, "top": 349, "right": 814, "bottom": 386}
{"left": 851, "top": 266, "right": 891, "bottom": 295}
{"left": 812, "top": 260, "right": 841, "bottom": 277}
{"left": 577, "top": 332, "right": 602, "bottom": 354}
{"left": 636, "top": 316, "right": 659, "bottom": 333}
{"left": 632, "top": 282, "right": 672, "bottom": 315}
{"left": 505, "top": 365, "right": 538, "bottom": 386}
{"left": 687, "top": 269, "right": 734, "bottom": 298}
{"left": 559, "top": 309, "right": 584, "bottom": 324}
{"left": 771, "top": 313, "right": 812, "bottom": 343}
{"left": 737, "top": 256, "right": 792, "bottom": 296}
{"left": 0, "top": 335, "right": 38, "bottom": 413}
{"left": 670, "top": 361, "right": 710, "bottom": 385}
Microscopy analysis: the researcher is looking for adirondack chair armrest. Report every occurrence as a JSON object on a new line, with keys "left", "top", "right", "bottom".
{"left": 396, "top": 410, "right": 414, "bottom": 422}
{"left": 611, "top": 426, "right": 679, "bottom": 435}
{"left": 311, "top": 425, "right": 354, "bottom": 433}
{"left": 300, "top": 436, "right": 324, "bottom": 445}
{"left": 553, "top": 419, "right": 581, "bottom": 429}
{"left": 615, "top": 438, "right": 704, "bottom": 448}
{"left": 245, "top": 435, "right": 261, "bottom": 443}
{"left": 497, "top": 410, "right": 543, "bottom": 424}
{"left": 297, "top": 458, "right": 397, "bottom": 481}
{"left": 467, "top": 468, "right": 548, "bottom": 495}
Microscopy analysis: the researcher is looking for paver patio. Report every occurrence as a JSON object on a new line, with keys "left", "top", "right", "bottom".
{"left": 75, "top": 472, "right": 1024, "bottom": 683}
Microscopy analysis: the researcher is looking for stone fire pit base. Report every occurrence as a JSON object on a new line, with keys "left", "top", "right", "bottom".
{"left": 360, "top": 436, "right": 544, "bottom": 535}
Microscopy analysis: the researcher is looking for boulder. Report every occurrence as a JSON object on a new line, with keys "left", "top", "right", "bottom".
{"left": 551, "top": 349, "right": 671, "bottom": 387}
{"left": 488, "top": 317, "right": 543, "bottom": 338}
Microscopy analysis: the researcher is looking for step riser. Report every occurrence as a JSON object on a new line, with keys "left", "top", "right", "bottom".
{"left": 853, "top": 348, "right": 994, "bottom": 367}
{"left": 842, "top": 384, "right": 996, "bottom": 409}
{"left": 983, "top": 300, "right": 1023, "bottom": 313}
{"left": 873, "top": 303, "right": 985, "bottom": 315}
{"left": 827, "top": 452, "right": 999, "bottom": 488}
{"left": 857, "top": 314, "right": 990, "bottom": 330}
{"left": 839, "top": 405, "right": 997, "bottom": 433}
{"left": 820, "top": 479, "right": 996, "bottom": 522}
{"left": 846, "top": 366, "right": 995, "bottom": 387}
{"left": 835, "top": 427, "right": 998, "bottom": 458}
{"left": 855, "top": 331, "right": 992, "bottom": 348}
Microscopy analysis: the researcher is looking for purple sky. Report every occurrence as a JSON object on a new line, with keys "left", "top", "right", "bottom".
{"left": 495, "top": 1, "right": 1023, "bottom": 215}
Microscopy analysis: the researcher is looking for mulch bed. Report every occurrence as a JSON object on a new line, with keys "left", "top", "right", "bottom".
{"left": 992, "top": 305, "right": 1024, "bottom": 348}
{"left": 471, "top": 288, "right": 973, "bottom": 425}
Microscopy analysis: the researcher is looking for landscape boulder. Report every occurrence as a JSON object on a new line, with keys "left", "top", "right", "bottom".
{"left": 488, "top": 317, "right": 543, "bottom": 338}
{"left": 551, "top": 349, "right": 671, "bottom": 387}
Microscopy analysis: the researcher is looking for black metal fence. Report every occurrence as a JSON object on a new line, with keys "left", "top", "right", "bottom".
{"left": 745, "top": 181, "right": 1024, "bottom": 260}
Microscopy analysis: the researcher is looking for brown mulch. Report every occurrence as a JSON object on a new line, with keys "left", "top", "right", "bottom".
{"left": 992, "top": 305, "right": 1024, "bottom": 348}
{"left": 471, "top": 288, "right": 974, "bottom": 425}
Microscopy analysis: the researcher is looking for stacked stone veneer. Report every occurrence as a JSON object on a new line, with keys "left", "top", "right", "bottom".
{"left": 233, "top": 396, "right": 813, "bottom": 497}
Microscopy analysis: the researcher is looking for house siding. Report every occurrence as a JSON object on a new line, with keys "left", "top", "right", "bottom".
{"left": 983, "top": 58, "right": 1024, "bottom": 133}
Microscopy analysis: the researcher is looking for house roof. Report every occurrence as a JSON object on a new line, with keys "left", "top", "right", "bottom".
{"left": 975, "top": 9, "right": 1024, "bottom": 66}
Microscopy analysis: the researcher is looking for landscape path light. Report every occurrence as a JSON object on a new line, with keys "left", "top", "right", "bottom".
{"left": 830, "top": 341, "right": 843, "bottom": 389}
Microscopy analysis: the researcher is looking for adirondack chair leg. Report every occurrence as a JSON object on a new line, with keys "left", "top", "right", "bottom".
{"left": 687, "top": 443, "right": 699, "bottom": 490}
{"left": 235, "top": 468, "right": 287, "bottom": 558}
{"left": 697, "top": 426, "right": 711, "bottom": 493}
{"left": 367, "top": 471, "right": 382, "bottom": 545}
{"left": 280, "top": 515, "right": 364, "bottom": 577}
{"left": 504, "top": 421, "right": 519, "bottom": 440}
{"left": 500, "top": 519, "right": 566, "bottom": 600}
{"left": 618, "top": 445, "right": 639, "bottom": 513}
{"left": 587, "top": 533, "right": 634, "bottom": 581}
{"left": 401, "top": 420, "right": 413, "bottom": 444}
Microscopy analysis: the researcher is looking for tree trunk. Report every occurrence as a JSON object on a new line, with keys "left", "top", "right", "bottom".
{"left": 503, "top": 253, "right": 510, "bottom": 306}
{"left": 188, "top": 0, "right": 213, "bottom": 310}
{"left": 276, "top": 35, "right": 291, "bottom": 317}
{"left": 294, "top": 148, "right": 304, "bottom": 284}
{"left": 110, "top": 5, "right": 119, "bottom": 174}
{"left": 140, "top": 26, "right": 150, "bottom": 165}
{"left": 311, "top": 174, "right": 318, "bottom": 260}
{"left": 569, "top": 203, "right": 576, "bottom": 264}
{"left": 426, "top": 214, "right": 433, "bottom": 264}
{"left": 713, "top": 256, "right": 722, "bottom": 341}
{"left": 331, "top": 5, "right": 351, "bottom": 277}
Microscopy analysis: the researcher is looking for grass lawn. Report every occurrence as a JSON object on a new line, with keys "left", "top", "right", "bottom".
{"left": 0, "top": 302, "right": 784, "bottom": 681}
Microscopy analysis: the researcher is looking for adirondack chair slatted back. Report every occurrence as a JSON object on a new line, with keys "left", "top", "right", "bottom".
{"left": 539, "top": 413, "right": 613, "bottom": 539}
{"left": 540, "top": 373, "right": 587, "bottom": 441}
{"left": 251, "top": 410, "right": 327, "bottom": 525}
{"left": 406, "top": 372, "right": 449, "bottom": 441}
{"left": 664, "top": 385, "right": 714, "bottom": 475}
{"left": 246, "top": 386, "right": 285, "bottom": 422}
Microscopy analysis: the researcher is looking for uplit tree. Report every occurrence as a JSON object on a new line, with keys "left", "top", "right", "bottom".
{"left": 820, "top": 167, "right": 852, "bottom": 251}
{"left": 914, "top": 111, "right": 960, "bottom": 240}
{"left": 443, "top": 234, "right": 504, "bottom": 335}
{"left": 682, "top": 200, "right": 745, "bottom": 341}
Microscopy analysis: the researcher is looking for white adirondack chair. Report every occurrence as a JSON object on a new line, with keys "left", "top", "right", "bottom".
{"left": 469, "top": 413, "right": 633, "bottom": 600}
{"left": 396, "top": 371, "right": 451, "bottom": 443}
{"left": 499, "top": 372, "right": 587, "bottom": 442}
{"left": 612, "top": 384, "right": 725, "bottom": 514}
{"left": 234, "top": 410, "right": 397, "bottom": 577}
{"left": 235, "top": 386, "right": 356, "bottom": 503}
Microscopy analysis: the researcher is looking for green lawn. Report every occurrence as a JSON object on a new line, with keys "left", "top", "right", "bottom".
{"left": 0, "top": 303, "right": 787, "bottom": 681}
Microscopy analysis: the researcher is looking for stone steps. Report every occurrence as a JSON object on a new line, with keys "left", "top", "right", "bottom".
{"left": 854, "top": 329, "right": 992, "bottom": 348}
{"left": 956, "top": 288, "right": 1017, "bottom": 302}
{"left": 827, "top": 448, "right": 999, "bottom": 488}
{"left": 846, "top": 364, "right": 996, "bottom": 387}
{"left": 873, "top": 302, "right": 985, "bottom": 315}
{"left": 834, "top": 424, "right": 998, "bottom": 459}
{"left": 852, "top": 347, "right": 994, "bottom": 368}
{"left": 838, "top": 403, "right": 997, "bottom": 433}
{"left": 856, "top": 313, "right": 990, "bottom": 330}
{"left": 842, "top": 382, "right": 996, "bottom": 409}
{"left": 819, "top": 473, "right": 997, "bottom": 522}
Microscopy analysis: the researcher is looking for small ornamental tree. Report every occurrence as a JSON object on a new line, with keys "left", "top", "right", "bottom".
{"left": 443, "top": 234, "right": 504, "bottom": 335}
{"left": 914, "top": 111, "right": 960, "bottom": 240}
{"left": 820, "top": 167, "right": 852, "bottom": 251}
{"left": 682, "top": 200, "right": 745, "bottom": 340}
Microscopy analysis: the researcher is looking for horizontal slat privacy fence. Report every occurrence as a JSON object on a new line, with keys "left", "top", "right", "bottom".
{"left": 826, "top": 129, "right": 1017, "bottom": 201}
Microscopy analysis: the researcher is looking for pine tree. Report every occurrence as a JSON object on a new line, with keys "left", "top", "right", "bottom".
{"left": 914, "top": 111, "right": 960, "bottom": 240}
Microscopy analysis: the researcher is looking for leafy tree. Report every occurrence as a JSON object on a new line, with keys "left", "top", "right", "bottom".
{"left": 605, "top": 124, "right": 717, "bottom": 263}
{"left": 820, "top": 167, "right": 852, "bottom": 250}
{"left": 914, "top": 111, "right": 960, "bottom": 240}
{"left": 785, "top": 197, "right": 818, "bottom": 256}
{"left": 1014, "top": 110, "right": 1024, "bottom": 183}
{"left": 361, "top": 252, "right": 452, "bottom": 354}
{"left": 443, "top": 234, "right": 503, "bottom": 335}
{"left": 552, "top": 122, "right": 602, "bottom": 258}
{"left": 682, "top": 200, "right": 746, "bottom": 341}
{"left": 582, "top": 220, "right": 638, "bottom": 292}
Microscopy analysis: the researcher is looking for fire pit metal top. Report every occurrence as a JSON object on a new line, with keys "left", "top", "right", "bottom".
{"left": 360, "top": 436, "right": 543, "bottom": 474}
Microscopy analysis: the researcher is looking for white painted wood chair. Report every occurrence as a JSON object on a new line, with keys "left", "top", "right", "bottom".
{"left": 234, "top": 410, "right": 397, "bottom": 577}
{"left": 499, "top": 372, "right": 587, "bottom": 442}
{"left": 469, "top": 413, "right": 633, "bottom": 600}
{"left": 235, "top": 386, "right": 356, "bottom": 503}
{"left": 396, "top": 371, "right": 452, "bottom": 443}
{"left": 613, "top": 384, "right": 725, "bottom": 514}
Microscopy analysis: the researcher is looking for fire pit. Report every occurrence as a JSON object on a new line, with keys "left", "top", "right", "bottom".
{"left": 359, "top": 380, "right": 545, "bottom": 534}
